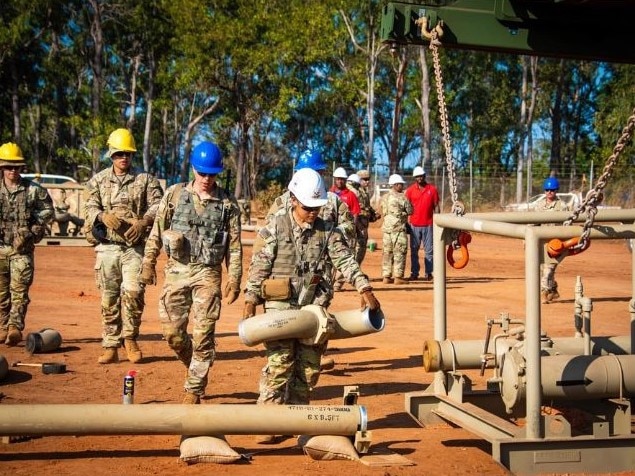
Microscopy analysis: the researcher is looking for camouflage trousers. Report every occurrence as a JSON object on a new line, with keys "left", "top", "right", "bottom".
{"left": 258, "top": 301, "right": 327, "bottom": 405}
{"left": 382, "top": 229, "right": 408, "bottom": 278}
{"left": 0, "top": 246, "right": 34, "bottom": 332}
{"left": 94, "top": 243, "right": 145, "bottom": 348}
{"left": 355, "top": 217, "right": 369, "bottom": 265}
{"left": 541, "top": 247, "right": 565, "bottom": 292}
{"left": 158, "top": 259, "right": 221, "bottom": 396}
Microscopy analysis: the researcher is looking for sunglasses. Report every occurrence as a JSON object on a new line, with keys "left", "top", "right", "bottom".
{"left": 545, "top": 189, "right": 557, "bottom": 192}
{"left": 3, "top": 166, "right": 22, "bottom": 171}
{"left": 300, "top": 204, "right": 321, "bottom": 213}
{"left": 197, "top": 171, "right": 217, "bottom": 178}
{"left": 112, "top": 152, "right": 132, "bottom": 159}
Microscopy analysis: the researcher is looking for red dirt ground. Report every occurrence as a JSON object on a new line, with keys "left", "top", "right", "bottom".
{"left": 0, "top": 222, "right": 633, "bottom": 476}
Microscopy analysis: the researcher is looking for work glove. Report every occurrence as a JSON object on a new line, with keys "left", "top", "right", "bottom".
{"left": 360, "top": 290, "right": 380, "bottom": 311}
{"left": 139, "top": 261, "right": 157, "bottom": 285}
{"left": 30, "top": 224, "right": 46, "bottom": 243}
{"left": 124, "top": 217, "right": 152, "bottom": 244}
{"left": 223, "top": 281, "right": 241, "bottom": 305}
{"left": 12, "top": 228, "right": 34, "bottom": 254}
{"left": 243, "top": 302, "right": 257, "bottom": 320}
{"left": 100, "top": 212, "right": 122, "bottom": 231}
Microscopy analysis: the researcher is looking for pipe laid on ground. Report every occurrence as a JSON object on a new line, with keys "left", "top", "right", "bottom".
{"left": 0, "top": 404, "right": 367, "bottom": 437}
{"left": 239, "top": 305, "right": 385, "bottom": 347}
{"left": 423, "top": 336, "right": 632, "bottom": 372}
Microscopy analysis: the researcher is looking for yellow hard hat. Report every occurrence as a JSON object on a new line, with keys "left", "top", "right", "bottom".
{"left": 0, "top": 142, "right": 26, "bottom": 166}
{"left": 106, "top": 128, "right": 137, "bottom": 157}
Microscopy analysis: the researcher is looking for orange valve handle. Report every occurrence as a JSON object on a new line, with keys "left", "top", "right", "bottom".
{"left": 547, "top": 237, "right": 590, "bottom": 258}
{"left": 447, "top": 231, "right": 472, "bottom": 269}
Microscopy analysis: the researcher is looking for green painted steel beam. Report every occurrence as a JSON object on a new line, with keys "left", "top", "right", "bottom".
{"left": 380, "top": 1, "right": 635, "bottom": 64}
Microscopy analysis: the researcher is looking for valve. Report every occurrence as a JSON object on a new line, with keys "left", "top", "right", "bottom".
{"left": 447, "top": 231, "right": 472, "bottom": 269}
{"left": 547, "top": 236, "right": 590, "bottom": 258}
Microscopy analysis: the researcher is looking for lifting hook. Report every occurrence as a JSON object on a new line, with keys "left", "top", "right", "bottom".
{"left": 447, "top": 231, "right": 472, "bottom": 269}
{"left": 547, "top": 236, "right": 590, "bottom": 258}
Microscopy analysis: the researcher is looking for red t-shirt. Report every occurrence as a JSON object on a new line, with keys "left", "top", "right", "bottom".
{"left": 330, "top": 186, "right": 361, "bottom": 216}
{"left": 405, "top": 183, "right": 439, "bottom": 226}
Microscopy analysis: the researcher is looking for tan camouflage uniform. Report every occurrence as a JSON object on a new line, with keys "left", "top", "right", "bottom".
{"left": 143, "top": 182, "right": 242, "bottom": 396}
{"left": 84, "top": 168, "right": 163, "bottom": 349}
{"left": 381, "top": 189, "right": 413, "bottom": 279}
{"left": 350, "top": 181, "right": 379, "bottom": 265}
{"left": 536, "top": 195, "right": 570, "bottom": 298}
{"left": 245, "top": 207, "right": 371, "bottom": 405}
{"left": 0, "top": 178, "right": 54, "bottom": 337}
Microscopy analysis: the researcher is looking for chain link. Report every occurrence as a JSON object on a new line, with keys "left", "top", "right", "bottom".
{"left": 429, "top": 28, "right": 464, "bottom": 217}
{"left": 563, "top": 107, "right": 635, "bottom": 250}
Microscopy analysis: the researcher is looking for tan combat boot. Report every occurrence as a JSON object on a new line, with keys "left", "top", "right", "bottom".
{"left": 394, "top": 277, "right": 409, "bottom": 285}
{"left": 6, "top": 326, "right": 22, "bottom": 346}
{"left": 0, "top": 327, "right": 8, "bottom": 344}
{"left": 541, "top": 290, "right": 551, "bottom": 304}
{"left": 124, "top": 339, "right": 143, "bottom": 363}
{"left": 182, "top": 392, "right": 200, "bottom": 404}
{"left": 382, "top": 277, "right": 394, "bottom": 284}
{"left": 98, "top": 347, "right": 119, "bottom": 364}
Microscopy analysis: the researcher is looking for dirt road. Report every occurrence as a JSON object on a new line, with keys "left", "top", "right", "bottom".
{"left": 0, "top": 224, "right": 632, "bottom": 475}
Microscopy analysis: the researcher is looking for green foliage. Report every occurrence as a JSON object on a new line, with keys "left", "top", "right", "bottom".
{"left": 253, "top": 181, "right": 285, "bottom": 217}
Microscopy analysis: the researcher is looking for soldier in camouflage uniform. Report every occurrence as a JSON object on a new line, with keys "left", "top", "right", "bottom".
{"left": 0, "top": 142, "right": 54, "bottom": 346}
{"left": 381, "top": 174, "right": 413, "bottom": 285}
{"left": 353, "top": 170, "right": 380, "bottom": 266}
{"left": 536, "top": 176, "right": 570, "bottom": 304}
{"left": 267, "top": 150, "right": 355, "bottom": 253}
{"left": 140, "top": 141, "right": 242, "bottom": 404}
{"left": 243, "top": 168, "right": 380, "bottom": 442}
{"left": 84, "top": 129, "right": 163, "bottom": 364}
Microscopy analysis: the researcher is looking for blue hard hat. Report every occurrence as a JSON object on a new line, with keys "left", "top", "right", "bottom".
{"left": 191, "top": 141, "right": 223, "bottom": 174}
{"left": 295, "top": 149, "right": 326, "bottom": 171}
{"left": 543, "top": 177, "right": 560, "bottom": 191}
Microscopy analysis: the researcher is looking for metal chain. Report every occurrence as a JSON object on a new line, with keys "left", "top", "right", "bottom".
{"left": 563, "top": 107, "right": 635, "bottom": 250}
{"left": 429, "top": 28, "right": 464, "bottom": 217}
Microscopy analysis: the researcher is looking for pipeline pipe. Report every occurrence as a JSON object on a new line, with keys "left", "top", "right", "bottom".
{"left": 423, "top": 336, "right": 632, "bottom": 372}
{"left": 0, "top": 404, "right": 367, "bottom": 437}
{"left": 239, "top": 305, "right": 385, "bottom": 347}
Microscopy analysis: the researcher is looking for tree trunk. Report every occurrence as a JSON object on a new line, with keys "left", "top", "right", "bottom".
{"left": 388, "top": 47, "right": 407, "bottom": 174}
{"left": 417, "top": 47, "right": 431, "bottom": 170}
{"left": 88, "top": 0, "right": 104, "bottom": 175}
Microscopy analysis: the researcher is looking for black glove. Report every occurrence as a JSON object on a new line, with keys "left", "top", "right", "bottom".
{"left": 30, "top": 224, "right": 46, "bottom": 243}
{"left": 223, "top": 281, "right": 241, "bottom": 305}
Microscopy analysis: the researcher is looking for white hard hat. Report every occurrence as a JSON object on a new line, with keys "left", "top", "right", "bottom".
{"left": 333, "top": 167, "right": 348, "bottom": 178}
{"left": 347, "top": 173, "right": 360, "bottom": 184}
{"left": 388, "top": 174, "right": 406, "bottom": 186}
{"left": 413, "top": 166, "right": 425, "bottom": 177}
{"left": 288, "top": 168, "right": 328, "bottom": 207}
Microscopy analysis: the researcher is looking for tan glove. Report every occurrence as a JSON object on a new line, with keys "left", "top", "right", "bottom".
{"left": 223, "top": 281, "right": 241, "bottom": 305}
{"left": 30, "top": 224, "right": 46, "bottom": 243}
{"left": 12, "top": 228, "right": 34, "bottom": 253}
{"left": 360, "top": 290, "right": 380, "bottom": 311}
{"left": 124, "top": 217, "right": 152, "bottom": 244}
{"left": 139, "top": 261, "right": 156, "bottom": 285}
{"left": 243, "top": 302, "right": 257, "bottom": 320}
{"left": 100, "top": 212, "right": 122, "bottom": 230}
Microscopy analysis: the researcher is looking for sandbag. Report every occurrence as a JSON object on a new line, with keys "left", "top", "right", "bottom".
{"left": 179, "top": 435, "right": 241, "bottom": 464}
{"left": 298, "top": 434, "right": 360, "bottom": 461}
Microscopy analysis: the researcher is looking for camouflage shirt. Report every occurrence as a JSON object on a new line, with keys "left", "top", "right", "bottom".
{"left": 535, "top": 196, "right": 569, "bottom": 213}
{"left": 84, "top": 166, "right": 163, "bottom": 244}
{"left": 0, "top": 178, "right": 54, "bottom": 246}
{"left": 143, "top": 181, "right": 242, "bottom": 283}
{"left": 245, "top": 207, "right": 370, "bottom": 304}
{"left": 381, "top": 189, "right": 413, "bottom": 233}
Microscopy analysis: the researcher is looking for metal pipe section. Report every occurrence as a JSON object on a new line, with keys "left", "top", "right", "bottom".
{"left": 238, "top": 305, "right": 385, "bottom": 347}
{"left": 432, "top": 223, "right": 448, "bottom": 393}
{"left": 423, "top": 336, "right": 632, "bottom": 372}
{"left": 0, "top": 404, "right": 367, "bottom": 437}
{"left": 540, "top": 355, "right": 635, "bottom": 400}
{"left": 524, "top": 228, "right": 542, "bottom": 439}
